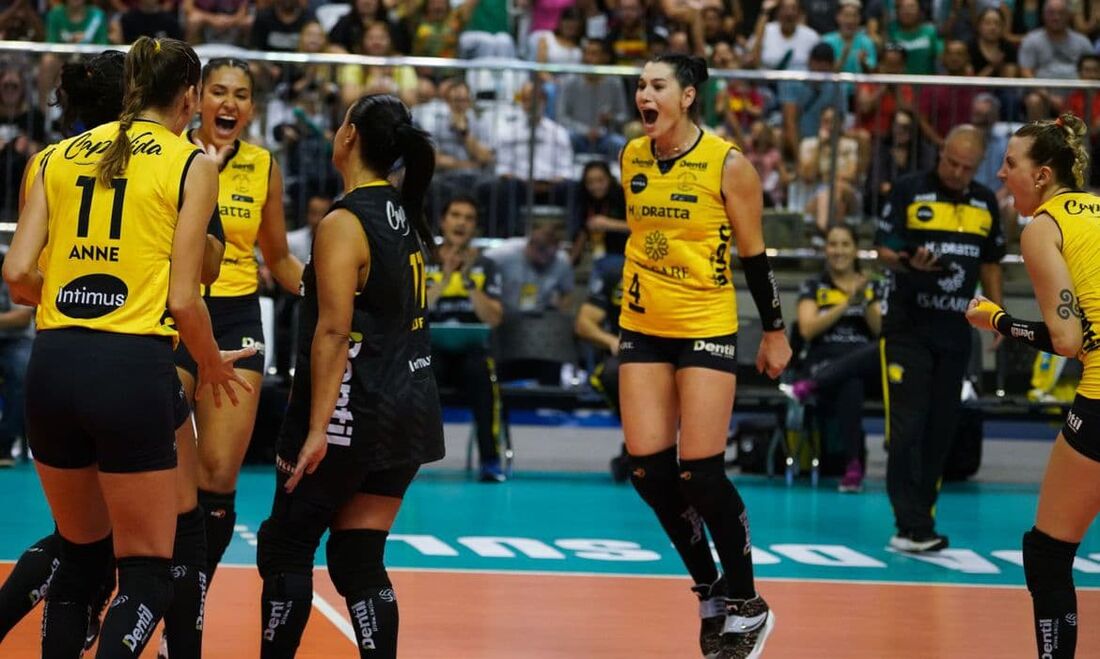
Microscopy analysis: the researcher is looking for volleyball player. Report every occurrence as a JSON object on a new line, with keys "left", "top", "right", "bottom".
{"left": 3, "top": 37, "right": 252, "bottom": 657}
{"left": 174, "top": 58, "right": 304, "bottom": 592}
{"left": 256, "top": 94, "right": 443, "bottom": 659}
{"left": 0, "top": 49, "right": 231, "bottom": 657}
{"left": 967, "top": 114, "right": 1100, "bottom": 659}
{"left": 619, "top": 54, "right": 790, "bottom": 659}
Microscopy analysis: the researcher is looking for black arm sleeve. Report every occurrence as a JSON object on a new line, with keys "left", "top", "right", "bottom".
{"left": 993, "top": 311, "right": 1057, "bottom": 354}
{"left": 742, "top": 251, "right": 785, "bottom": 331}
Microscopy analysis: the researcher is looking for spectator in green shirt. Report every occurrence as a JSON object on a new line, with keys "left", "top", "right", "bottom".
{"left": 886, "top": 0, "right": 941, "bottom": 74}
{"left": 46, "top": 0, "right": 108, "bottom": 44}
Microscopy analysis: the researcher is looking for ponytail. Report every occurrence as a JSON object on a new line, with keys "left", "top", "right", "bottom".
{"left": 346, "top": 93, "right": 438, "bottom": 250}
{"left": 97, "top": 37, "right": 201, "bottom": 187}
{"left": 394, "top": 122, "right": 436, "bottom": 250}
{"left": 1015, "top": 112, "right": 1091, "bottom": 190}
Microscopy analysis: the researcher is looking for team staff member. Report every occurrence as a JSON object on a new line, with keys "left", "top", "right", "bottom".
{"left": 619, "top": 54, "right": 790, "bottom": 659}
{"left": 175, "top": 58, "right": 304, "bottom": 591}
{"left": 875, "top": 124, "right": 1005, "bottom": 553}
{"left": 968, "top": 114, "right": 1099, "bottom": 659}
{"left": 256, "top": 94, "right": 444, "bottom": 659}
{"left": 3, "top": 37, "right": 251, "bottom": 657}
{"left": 0, "top": 50, "right": 234, "bottom": 659}
{"left": 574, "top": 257, "right": 628, "bottom": 481}
{"left": 424, "top": 195, "right": 506, "bottom": 483}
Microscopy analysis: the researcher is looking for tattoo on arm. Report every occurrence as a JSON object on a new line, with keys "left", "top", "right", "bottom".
{"left": 1056, "top": 289, "right": 1084, "bottom": 320}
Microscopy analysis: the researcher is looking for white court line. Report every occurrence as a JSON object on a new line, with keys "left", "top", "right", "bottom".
{"left": 311, "top": 590, "right": 358, "bottom": 646}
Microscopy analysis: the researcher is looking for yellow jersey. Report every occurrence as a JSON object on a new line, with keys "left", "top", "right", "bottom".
{"left": 201, "top": 135, "right": 271, "bottom": 297}
{"left": 1036, "top": 192, "right": 1100, "bottom": 398}
{"left": 619, "top": 131, "right": 737, "bottom": 337}
{"left": 24, "top": 145, "right": 53, "bottom": 204}
{"left": 37, "top": 120, "right": 200, "bottom": 337}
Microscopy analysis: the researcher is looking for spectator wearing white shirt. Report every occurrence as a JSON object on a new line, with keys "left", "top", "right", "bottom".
{"left": 477, "top": 81, "right": 576, "bottom": 236}
{"left": 746, "top": 0, "right": 822, "bottom": 70}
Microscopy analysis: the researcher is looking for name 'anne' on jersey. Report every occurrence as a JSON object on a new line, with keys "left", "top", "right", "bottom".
{"left": 36, "top": 120, "right": 200, "bottom": 338}
{"left": 619, "top": 131, "right": 739, "bottom": 338}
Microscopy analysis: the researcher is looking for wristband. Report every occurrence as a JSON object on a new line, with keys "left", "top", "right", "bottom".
{"left": 741, "top": 251, "right": 785, "bottom": 331}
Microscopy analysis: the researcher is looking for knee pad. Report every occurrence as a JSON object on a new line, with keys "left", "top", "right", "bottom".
{"left": 326, "top": 529, "right": 390, "bottom": 598}
{"left": 629, "top": 446, "right": 680, "bottom": 508}
{"left": 261, "top": 572, "right": 313, "bottom": 602}
{"left": 256, "top": 516, "right": 325, "bottom": 581}
{"left": 49, "top": 536, "right": 113, "bottom": 605}
{"left": 1023, "top": 527, "right": 1079, "bottom": 596}
{"left": 172, "top": 506, "right": 207, "bottom": 569}
{"left": 678, "top": 454, "right": 744, "bottom": 515}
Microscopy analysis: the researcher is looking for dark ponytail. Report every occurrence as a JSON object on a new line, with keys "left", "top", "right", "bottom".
{"left": 346, "top": 93, "right": 437, "bottom": 249}
{"left": 1015, "top": 113, "right": 1090, "bottom": 189}
{"left": 56, "top": 50, "right": 125, "bottom": 135}
{"left": 650, "top": 53, "right": 710, "bottom": 120}
{"left": 98, "top": 37, "right": 201, "bottom": 187}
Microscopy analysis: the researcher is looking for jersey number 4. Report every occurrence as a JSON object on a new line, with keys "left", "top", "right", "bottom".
{"left": 628, "top": 273, "right": 645, "bottom": 313}
{"left": 75, "top": 175, "right": 127, "bottom": 239}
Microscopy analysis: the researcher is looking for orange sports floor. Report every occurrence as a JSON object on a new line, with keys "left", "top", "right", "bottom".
{"left": 3, "top": 564, "right": 1099, "bottom": 657}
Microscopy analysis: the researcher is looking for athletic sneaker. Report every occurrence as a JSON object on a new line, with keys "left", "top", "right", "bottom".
{"left": 479, "top": 460, "right": 506, "bottom": 483}
{"left": 717, "top": 596, "right": 774, "bottom": 659}
{"left": 691, "top": 575, "right": 727, "bottom": 658}
{"left": 837, "top": 458, "right": 863, "bottom": 493}
{"left": 889, "top": 531, "right": 949, "bottom": 553}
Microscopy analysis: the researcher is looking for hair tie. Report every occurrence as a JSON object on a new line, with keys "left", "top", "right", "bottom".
{"left": 153, "top": 40, "right": 162, "bottom": 53}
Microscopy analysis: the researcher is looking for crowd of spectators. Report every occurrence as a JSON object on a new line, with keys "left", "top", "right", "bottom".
{"left": 0, "top": 0, "right": 1099, "bottom": 405}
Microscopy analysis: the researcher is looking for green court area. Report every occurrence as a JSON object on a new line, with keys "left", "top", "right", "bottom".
{"left": 4, "top": 462, "right": 1100, "bottom": 589}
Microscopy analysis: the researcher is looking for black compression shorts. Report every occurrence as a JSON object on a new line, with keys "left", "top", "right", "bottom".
{"left": 174, "top": 294, "right": 266, "bottom": 377}
{"left": 27, "top": 329, "right": 178, "bottom": 473}
{"left": 618, "top": 329, "right": 738, "bottom": 375}
{"left": 1062, "top": 394, "right": 1100, "bottom": 462}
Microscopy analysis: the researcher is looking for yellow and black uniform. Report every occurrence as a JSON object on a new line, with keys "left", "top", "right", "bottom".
{"left": 1034, "top": 192, "right": 1100, "bottom": 461}
{"left": 617, "top": 130, "right": 739, "bottom": 373}
{"left": 873, "top": 169, "right": 1005, "bottom": 538}
{"left": 174, "top": 133, "right": 270, "bottom": 376}
{"left": 26, "top": 119, "right": 200, "bottom": 473}
{"left": 425, "top": 254, "right": 505, "bottom": 464}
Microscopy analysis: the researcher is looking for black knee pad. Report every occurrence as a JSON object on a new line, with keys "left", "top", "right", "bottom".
{"left": 49, "top": 536, "right": 113, "bottom": 605}
{"left": 326, "top": 530, "right": 390, "bottom": 598}
{"left": 629, "top": 446, "right": 680, "bottom": 507}
{"left": 678, "top": 453, "right": 745, "bottom": 515}
{"left": 172, "top": 506, "right": 207, "bottom": 569}
{"left": 1023, "top": 527, "right": 1079, "bottom": 596}
{"left": 256, "top": 509, "right": 328, "bottom": 581}
{"left": 261, "top": 571, "right": 314, "bottom": 602}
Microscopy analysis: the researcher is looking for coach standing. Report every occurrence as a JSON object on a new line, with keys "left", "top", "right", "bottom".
{"left": 874, "top": 125, "right": 1005, "bottom": 553}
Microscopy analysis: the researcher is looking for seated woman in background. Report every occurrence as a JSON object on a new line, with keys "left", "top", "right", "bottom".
{"left": 570, "top": 160, "right": 628, "bottom": 271}
{"left": 791, "top": 224, "right": 882, "bottom": 493}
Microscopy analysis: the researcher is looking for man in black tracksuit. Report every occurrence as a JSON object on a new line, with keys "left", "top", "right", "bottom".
{"left": 874, "top": 125, "right": 1005, "bottom": 552}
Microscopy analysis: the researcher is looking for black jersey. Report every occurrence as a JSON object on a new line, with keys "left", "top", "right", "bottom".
{"left": 797, "top": 272, "right": 881, "bottom": 359}
{"left": 587, "top": 264, "right": 624, "bottom": 337}
{"left": 425, "top": 253, "right": 502, "bottom": 324}
{"left": 279, "top": 182, "right": 444, "bottom": 469}
{"left": 874, "top": 170, "right": 1005, "bottom": 346}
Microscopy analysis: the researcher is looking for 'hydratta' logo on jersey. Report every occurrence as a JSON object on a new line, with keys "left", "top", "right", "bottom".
{"left": 220, "top": 204, "right": 252, "bottom": 219}
{"left": 326, "top": 332, "right": 364, "bottom": 447}
{"left": 630, "top": 205, "right": 691, "bottom": 220}
{"left": 630, "top": 173, "right": 648, "bottom": 194}
{"left": 386, "top": 200, "right": 409, "bottom": 236}
{"left": 55, "top": 274, "right": 127, "bottom": 319}
{"left": 916, "top": 205, "right": 935, "bottom": 222}
{"left": 1065, "top": 198, "right": 1100, "bottom": 216}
